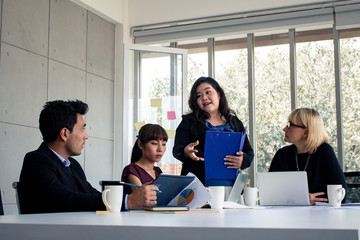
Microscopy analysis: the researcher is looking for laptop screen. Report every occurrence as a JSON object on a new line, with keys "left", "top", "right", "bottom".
{"left": 257, "top": 171, "right": 310, "bottom": 206}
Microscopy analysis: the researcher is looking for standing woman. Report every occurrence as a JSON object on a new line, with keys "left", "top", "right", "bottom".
{"left": 269, "top": 108, "right": 347, "bottom": 204}
{"left": 173, "top": 77, "right": 254, "bottom": 184}
{"left": 121, "top": 124, "right": 168, "bottom": 194}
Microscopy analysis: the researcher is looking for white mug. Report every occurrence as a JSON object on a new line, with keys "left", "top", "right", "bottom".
{"left": 208, "top": 186, "right": 225, "bottom": 209}
{"left": 244, "top": 187, "right": 259, "bottom": 206}
{"left": 327, "top": 184, "right": 346, "bottom": 207}
{"left": 102, "top": 185, "right": 123, "bottom": 213}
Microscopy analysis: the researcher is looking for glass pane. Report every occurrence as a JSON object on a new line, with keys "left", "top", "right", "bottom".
{"left": 178, "top": 40, "right": 208, "bottom": 96}
{"left": 137, "top": 51, "right": 183, "bottom": 175}
{"left": 297, "top": 37, "right": 337, "bottom": 154}
{"left": 255, "top": 41, "right": 291, "bottom": 173}
{"left": 215, "top": 48, "right": 249, "bottom": 129}
{"left": 188, "top": 52, "right": 207, "bottom": 94}
{"left": 340, "top": 28, "right": 360, "bottom": 172}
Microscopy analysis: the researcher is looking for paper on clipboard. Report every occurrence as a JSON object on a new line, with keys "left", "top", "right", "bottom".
{"left": 204, "top": 128, "right": 247, "bottom": 181}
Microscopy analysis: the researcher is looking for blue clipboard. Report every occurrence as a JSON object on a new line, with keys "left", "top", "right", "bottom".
{"left": 204, "top": 129, "right": 247, "bottom": 181}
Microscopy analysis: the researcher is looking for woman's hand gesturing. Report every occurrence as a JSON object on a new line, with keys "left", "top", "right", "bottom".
{"left": 184, "top": 140, "right": 204, "bottom": 161}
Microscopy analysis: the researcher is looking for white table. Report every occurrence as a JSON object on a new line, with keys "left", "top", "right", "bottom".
{"left": 1, "top": 206, "right": 359, "bottom": 240}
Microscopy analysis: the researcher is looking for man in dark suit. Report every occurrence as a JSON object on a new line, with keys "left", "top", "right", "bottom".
{"left": 19, "top": 100, "right": 158, "bottom": 214}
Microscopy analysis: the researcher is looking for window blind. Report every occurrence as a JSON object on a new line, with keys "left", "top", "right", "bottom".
{"left": 132, "top": 7, "right": 334, "bottom": 44}
{"left": 335, "top": 3, "right": 360, "bottom": 30}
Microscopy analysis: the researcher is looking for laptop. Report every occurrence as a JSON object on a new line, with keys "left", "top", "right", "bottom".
{"left": 257, "top": 171, "right": 310, "bottom": 206}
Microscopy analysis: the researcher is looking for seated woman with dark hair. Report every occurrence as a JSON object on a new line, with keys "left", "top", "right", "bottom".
{"left": 121, "top": 124, "right": 168, "bottom": 194}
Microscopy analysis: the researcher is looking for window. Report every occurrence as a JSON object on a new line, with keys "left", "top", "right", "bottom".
{"left": 296, "top": 30, "right": 337, "bottom": 154}
{"left": 132, "top": 16, "right": 360, "bottom": 181}
{"left": 137, "top": 51, "right": 183, "bottom": 174}
{"left": 174, "top": 27, "right": 360, "bottom": 179}
{"left": 254, "top": 34, "right": 291, "bottom": 172}
{"left": 215, "top": 38, "right": 249, "bottom": 126}
{"left": 340, "top": 28, "right": 360, "bottom": 172}
{"left": 123, "top": 45, "right": 187, "bottom": 176}
{"left": 178, "top": 40, "right": 208, "bottom": 94}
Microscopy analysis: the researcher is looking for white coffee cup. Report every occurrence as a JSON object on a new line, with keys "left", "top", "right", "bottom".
{"left": 208, "top": 186, "right": 225, "bottom": 209}
{"left": 327, "top": 184, "right": 346, "bottom": 207}
{"left": 244, "top": 187, "right": 259, "bottom": 206}
{"left": 102, "top": 185, "right": 123, "bottom": 213}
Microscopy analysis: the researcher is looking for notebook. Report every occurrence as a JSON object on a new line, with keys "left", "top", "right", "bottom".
{"left": 257, "top": 171, "right": 310, "bottom": 206}
{"left": 143, "top": 206, "right": 189, "bottom": 211}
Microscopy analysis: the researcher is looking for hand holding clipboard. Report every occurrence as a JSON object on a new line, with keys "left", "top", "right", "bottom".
{"left": 224, "top": 127, "right": 247, "bottom": 169}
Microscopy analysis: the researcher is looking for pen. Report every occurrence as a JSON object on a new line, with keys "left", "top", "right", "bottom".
{"left": 120, "top": 181, "right": 162, "bottom": 193}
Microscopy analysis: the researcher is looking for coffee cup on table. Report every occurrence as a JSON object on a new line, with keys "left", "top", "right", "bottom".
{"left": 208, "top": 186, "right": 225, "bottom": 209}
{"left": 102, "top": 185, "right": 123, "bottom": 213}
{"left": 327, "top": 184, "right": 346, "bottom": 207}
{"left": 244, "top": 187, "right": 259, "bottom": 206}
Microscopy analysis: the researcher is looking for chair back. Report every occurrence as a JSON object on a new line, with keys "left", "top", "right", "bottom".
{"left": 12, "top": 181, "right": 24, "bottom": 214}
{"left": 0, "top": 188, "right": 4, "bottom": 215}
{"left": 344, "top": 171, "right": 360, "bottom": 203}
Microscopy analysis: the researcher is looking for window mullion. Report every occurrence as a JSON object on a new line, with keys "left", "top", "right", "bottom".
{"left": 208, "top": 38, "right": 215, "bottom": 77}
{"left": 333, "top": 24, "right": 344, "bottom": 169}
{"left": 247, "top": 33, "right": 257, "bottom": 187}
{"left": 289, "top": 29, "right": 297, "bottom": 110}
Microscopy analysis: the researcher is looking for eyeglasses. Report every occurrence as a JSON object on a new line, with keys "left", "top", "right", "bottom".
{"left": 286, "top": 121, "right": 307, "bottom": 129}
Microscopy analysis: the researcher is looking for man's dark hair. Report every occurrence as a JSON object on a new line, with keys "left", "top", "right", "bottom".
{"left": 39, "top": 100, "right": 88, "bottom": 143}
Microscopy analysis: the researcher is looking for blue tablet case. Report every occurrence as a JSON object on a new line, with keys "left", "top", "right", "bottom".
{"left": 151, "top": 174, "right": 195, "bottom": 206}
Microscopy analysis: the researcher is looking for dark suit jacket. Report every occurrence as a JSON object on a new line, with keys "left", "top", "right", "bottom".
{"left": 19, "top": 142, "right": 106, "bottom": 214}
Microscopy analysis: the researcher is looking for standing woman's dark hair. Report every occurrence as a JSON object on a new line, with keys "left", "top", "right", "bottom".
{"left": 131, "top": 124, "right": 168, "bottom": 163}
{"left": 189, "top": 77, "right": 237, "bottom": 130}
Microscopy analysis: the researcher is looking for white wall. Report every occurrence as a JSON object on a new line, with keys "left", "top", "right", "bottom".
{"left": 71, "top": 0, "right": 124, "bottom": 23}
{"left": 0, "top": 0, "right": 116, "bottom": 215}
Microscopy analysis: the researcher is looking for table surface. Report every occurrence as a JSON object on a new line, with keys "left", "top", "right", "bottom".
{"left": 1, "top": 205, "right": 360, "bottom": 240}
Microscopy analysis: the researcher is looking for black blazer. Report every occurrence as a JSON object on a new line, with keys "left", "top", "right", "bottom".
{"left": 19, "top": 142, "right": 106, "bottom": 214}
{"left": 173, "top": 114, "right": 254, "bottom": 183}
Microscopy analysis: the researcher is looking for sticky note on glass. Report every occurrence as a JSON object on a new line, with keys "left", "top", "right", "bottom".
{"left": 134, "top": 121, "right": 146, "bottom": 131}
{"left": 167, "top": 111, "right": 176, "bottom": 120}
{"left": 166, "top": 129, "right": 176, "bottom": 139}
{"left": 150, "top": 98, "right": 162, "bottom": 107}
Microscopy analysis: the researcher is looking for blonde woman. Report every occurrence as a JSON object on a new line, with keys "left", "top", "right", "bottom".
{"left": 269, "top": 108, "right": 347, "bottom": 204}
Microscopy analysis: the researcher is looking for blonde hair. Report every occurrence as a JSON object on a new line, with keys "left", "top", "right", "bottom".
{"left": 288, "top": 108, "right": 329, "bottom": 154}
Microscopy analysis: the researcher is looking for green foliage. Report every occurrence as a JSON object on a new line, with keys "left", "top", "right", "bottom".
{"left": 341, "top": 37, "right": 360, "bottom": 171}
